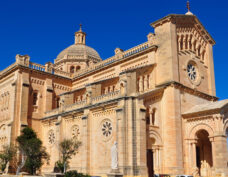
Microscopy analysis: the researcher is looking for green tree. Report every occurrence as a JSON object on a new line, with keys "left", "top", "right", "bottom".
{"left": 0, "top": 145, "right": 16, "bottom": 173}
{"left": 16, "top": 127, "right": 49, "bottom": 175}
{"left": 59, "top": 138, "right": 81, "bottom": 173}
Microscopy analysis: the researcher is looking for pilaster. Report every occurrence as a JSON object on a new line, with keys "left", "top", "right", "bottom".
{"left": 81, "top": 109, "right": 90, "bottom": 174}
{"left": 207, "top": 44, "right": 216, "bottom": 96}
{"left": 115, "top": 100, "right": 126, "bottom": 174}
{"left": 210, "top": 135, "right": 228, "bottom": 175}
{"left": 44, "top": 78, "right": 53, "bottom": 113}
{"left": 135, "top": 98, "right": 147, "bottom": 176}
{"left": 20, "top": 72, "right": 30, "bottom": 126}
{"left": 162, "top": 85, "right": 184, "bottom": 174}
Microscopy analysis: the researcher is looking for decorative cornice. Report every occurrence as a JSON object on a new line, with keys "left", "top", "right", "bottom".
{"left": 156, "top": 81, "right": 218, "bottom": 101}
{"left": 151, "top": 14, "right": 215, "bottom": 45}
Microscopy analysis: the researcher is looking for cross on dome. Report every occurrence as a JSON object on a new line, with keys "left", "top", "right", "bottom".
{"left": 185, "top": 1, "right": 193, "bottom": 15}
{"left": 75, "top": 24, "right": 86, "bottom": 45}
{"left": 79, "top": 24, "right": 82, "bottom": 32}
{"left": 187, "top": 1, "right": 190, "bottom": 12}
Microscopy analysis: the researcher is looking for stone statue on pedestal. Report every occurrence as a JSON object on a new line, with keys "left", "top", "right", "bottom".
{"left": 111, "top": 141, "right": 118, "bottom": 170}
{"left": 107, "top": 141, "right": 122, "bottom": 177}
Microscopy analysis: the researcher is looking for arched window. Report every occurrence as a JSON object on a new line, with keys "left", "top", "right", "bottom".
{"left": 70, "top": 66, "right": 75, "bottom": 73}
{"left": 76, "top": 66, "right": 81, "bottom": 72}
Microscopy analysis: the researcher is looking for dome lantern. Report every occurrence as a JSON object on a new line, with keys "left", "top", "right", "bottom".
{"left": 75, "top": 24, "right": 86, "bottom": 45}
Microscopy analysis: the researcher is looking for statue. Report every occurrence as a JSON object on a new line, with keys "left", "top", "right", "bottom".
{"left": 111, "top": 141, "right": 118, "bottom": 170}
{"left": 200, "top": 160, "right": 211, "bottom": 177}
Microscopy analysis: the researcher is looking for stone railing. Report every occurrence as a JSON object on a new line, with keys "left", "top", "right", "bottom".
{"left": 44, "top": 91, "right": 120, "bottom": 117}
{"left": 64, "top": 100, "right": 86, "bottom": 112}
{"left": 72, "top": 41, "right": 150, "bottom": 79}
{"left": 29, "top": 62, "right": 46, "bottom": 72}
{"left": 52, "top": 68, "right": 72, "bottom": 78}
{"left": 72, "top": 55, "right": 116, "bottom": 78}
{"left": 1, "top": 41, "right": 151, "bottom": 80}
{"left": 29, "top": 62, "right": 72, "bottom": 78}
{"left": 123, "top": 42, "right": 149, "bottom": 58}
{"left": 92, "top": 90, "right": 120, "bottom": 104}
{"left": 45, "top": 108, "right": 59, "bottom": 117}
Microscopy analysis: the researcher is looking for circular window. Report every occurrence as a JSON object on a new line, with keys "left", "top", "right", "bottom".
{"left": 101, "top": 119, "right": 112, "bottom": 140}
{"left": 48, "top": 130, "right": 55, "bottom": 144}
{"left": 187, "top": 63, "right": 197, "bottom": 81}
{"left": 72, "top": 125, "right": 80, "bottom": 140}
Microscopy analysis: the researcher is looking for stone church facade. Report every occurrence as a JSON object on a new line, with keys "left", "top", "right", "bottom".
{"left": 0, "top": 10, "right": 228, "bottom": 177}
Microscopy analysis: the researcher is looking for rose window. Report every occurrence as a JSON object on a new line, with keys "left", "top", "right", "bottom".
{"left": 48, "top": 130, "right": 55, "bottom": 144}
{"left": 102, "top": 120, "right": 112, "bottom": 137}
{"left": 187, "top": 63, "right": 197, "bottom": 81}
{"left": 72, "top": 125, "right": 80, "bottom": 139}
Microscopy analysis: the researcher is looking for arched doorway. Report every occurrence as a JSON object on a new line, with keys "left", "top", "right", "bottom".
{"left": 146, "top": 133, "right": 162, "bottom": 177}
{"left": 195, "top": 130, "right": 213, "bottom": 176}
{"left": 147, "top": 138, "right": 155, "bottom": 177}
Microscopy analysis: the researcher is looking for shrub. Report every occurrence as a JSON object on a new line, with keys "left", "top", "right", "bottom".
{"left": 16, "top": 127, "right": 49, "bottom": 175}
{"left": 59, "top": 139, "right": 81, "bottom": 173}
{"left": 64, "top": 170, "right": 90, "bottom": 177}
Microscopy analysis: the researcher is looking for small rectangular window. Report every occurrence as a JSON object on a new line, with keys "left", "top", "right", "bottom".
{"left": 33, "top": 92, "right": 38, "bottom": 106}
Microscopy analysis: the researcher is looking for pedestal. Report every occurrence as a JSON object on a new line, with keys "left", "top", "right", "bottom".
{"left": 107, "top": 169, "right": 123, "bottom": 177}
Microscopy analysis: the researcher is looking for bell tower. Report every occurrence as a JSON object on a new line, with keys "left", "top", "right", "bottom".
{"left": 75, "top": 24, "right": 86, "bottom": 45}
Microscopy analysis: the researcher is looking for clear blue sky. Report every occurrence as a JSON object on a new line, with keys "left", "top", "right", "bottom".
{"left": 0, "top": 0, "right": 227, "bottom": 100}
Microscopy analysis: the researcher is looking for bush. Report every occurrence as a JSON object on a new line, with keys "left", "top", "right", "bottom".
{"left": 59, "top": 139, "right": 81, "bottom": 173}
{"left": 16, "top": 127, "right": 49, "bottom": 175}
{"left": 54, "top": 160, "right": 66, "bottom": 173}
{"left": 64, "top": 170, "right": 90, "bottom": 177}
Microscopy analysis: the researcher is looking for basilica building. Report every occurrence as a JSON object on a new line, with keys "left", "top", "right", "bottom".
{"left": 0, "top": 8, "right": 228, "bottom": 177}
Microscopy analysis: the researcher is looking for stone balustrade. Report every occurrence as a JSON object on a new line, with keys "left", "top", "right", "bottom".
{"left": 72, "top": 42, "right": 150, "bottom": 78}
{"left": 44, "top": 91, "right": 120, "bottom": 118}
{"left": 64, "top": 100, "right": 86, "bottom": 112}
{"left": 29, "top": 62, "right": 72, "bottom": 78}
{"left": 52, "top": 68, "right": 72, "bottom": 78}
{"left": 72, "top": 56, "right": 116, "bottom": 78}
{"left": 1, "top": 41, "right": 150, "bottom": 79}
{"left": 45, "top": 108, "right": 59, "bottom": 117}
{"left": 92, "top": 90, "right": 120, "bottom": 104}
{"left": 29, "top": 62, "right": 46, "bottom": 72}
{"left": 123, "top": 42, "right": 149, "bottom": 58}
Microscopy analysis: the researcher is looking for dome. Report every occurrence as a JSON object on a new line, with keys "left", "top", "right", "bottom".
{"left": 55, "top": 44, "right": 101, "bottom": 63}
{"left": 54, "top": 25, "right": 102, "bottom": 64}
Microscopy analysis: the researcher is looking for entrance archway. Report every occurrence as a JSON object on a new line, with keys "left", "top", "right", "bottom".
{"left": 195, "top": 130, "right": 213, "bottom": 176}
{"left": 147, "top": 138, "right": 155, "bottom": 177}
{"left": 146, "top": 132, "right": 162, "bottom": 177}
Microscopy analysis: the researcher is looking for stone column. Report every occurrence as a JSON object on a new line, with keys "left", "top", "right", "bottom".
{"left": 191, "top": 140, "right": 197, "bottom": 168}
